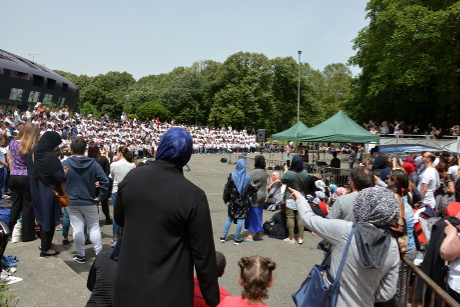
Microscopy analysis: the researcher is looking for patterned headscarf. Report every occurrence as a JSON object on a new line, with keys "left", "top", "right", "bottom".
{"left": 353, "top": 187, "right": 400, "bottom": 228}
{"left": 155, "top": 127, "right": 193, "bottom": 167}
{"left": 353, "top": 187, "right": 400, "bottom": 269}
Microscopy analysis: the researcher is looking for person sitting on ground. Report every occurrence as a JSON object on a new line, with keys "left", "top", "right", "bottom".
{"left": 194, "top": 251, "right": 230, "bottom": 307}
{"left": 263, "top": 210, "right": 288, "bottom": 239}
{"left": 265, "top": 172, "right": 282, "bottom": 211}
{"left": 217, "top": 255, "right": 276, "bottom": 307}
{"left": 86, "top": 249, "right": 118, "bottom": 307}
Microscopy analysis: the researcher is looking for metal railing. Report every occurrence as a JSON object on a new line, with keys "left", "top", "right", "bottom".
{"left": 397, "top": 256, "right": 460, "bottom": 307}
{"left": 243, "top": 155, "right": 351, "bottom": 186}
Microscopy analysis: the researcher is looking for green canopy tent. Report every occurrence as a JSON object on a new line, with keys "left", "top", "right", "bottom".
{"left": 297, "top": 110, "right": 380, "bottom": 144}
{"left": 271, "top": 121, "right": 309, "bottom": 141}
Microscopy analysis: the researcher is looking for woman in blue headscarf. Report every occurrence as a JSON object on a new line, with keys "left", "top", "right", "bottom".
{"left": 220, "top": 159, "right": 253, "bottom": 245}
{"left": 114, "top": 127, "right": 220, "bottom": 307}
{"left": 281, "top": 155, "right": 308, "bottom": 244}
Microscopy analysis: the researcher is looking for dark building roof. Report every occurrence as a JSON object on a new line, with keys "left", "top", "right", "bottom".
{"left": 0, "top": 49, "right": 78, "bottom": 111}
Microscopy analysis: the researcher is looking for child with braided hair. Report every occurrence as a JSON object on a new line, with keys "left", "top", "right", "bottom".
{"left": 218, "top": 255, "right": 276, "bottom": 307}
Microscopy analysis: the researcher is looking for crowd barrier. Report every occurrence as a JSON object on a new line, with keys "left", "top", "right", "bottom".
{"left": 243, "top": 155, "right": 350, "bottom": 187}
{"left": 242, "top": 155, "right": 460, "bottom": 306}
{"left": 396, "top": 256, "right": 460, "bottom": 307}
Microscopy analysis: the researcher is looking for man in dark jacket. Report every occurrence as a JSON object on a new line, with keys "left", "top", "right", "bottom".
{"left": 62, "top": 138, "right": 109, "bottom": 264}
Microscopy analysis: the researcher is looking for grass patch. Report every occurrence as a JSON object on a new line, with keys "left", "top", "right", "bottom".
{"left": 0, "top": 284, "right": 18, "bottom": 307}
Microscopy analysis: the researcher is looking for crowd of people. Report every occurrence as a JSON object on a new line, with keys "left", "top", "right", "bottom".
{"left": 0, "top": 105, "right": 265, "bottom": 158}
{"left": 220, "top": 146, "right": 460, "bottom": 305}
{"left": 5, "top": 103, "right": 460, "bottom": 306}
{"left": 363, "top": 119, "right": 460, "bottom": 139}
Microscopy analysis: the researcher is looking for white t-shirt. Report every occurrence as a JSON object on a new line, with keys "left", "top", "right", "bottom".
{"left": 448, "top": 165, "right": 459, "bottom": 184}
{"left": 110, "top": 159, "right": 136, "bottom": 194}
{"left": 0, "top": 147, "right": 6, "bottom": 169}
{"left": 417, "top": 167, "right": 440, "bottom": 208}
{"left": 448, "top": 234, "right": 460, "bottom": 294}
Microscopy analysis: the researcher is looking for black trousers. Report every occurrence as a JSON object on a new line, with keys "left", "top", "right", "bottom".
{"left": 40, "top": 227, "right": 55, "bottom": 252}
{"left": 9, "top": 175, "right": 36, "bottom": 241}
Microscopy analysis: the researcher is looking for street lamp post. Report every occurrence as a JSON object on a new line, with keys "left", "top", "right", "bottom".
{"left": 125, "top": 95, "right": 130, "bottom": 116}
{"left": 297, "top": 51, "right": 302, "bottom": 123}
{"left": 195, "top": 107, "right": 199, "bottom": 126}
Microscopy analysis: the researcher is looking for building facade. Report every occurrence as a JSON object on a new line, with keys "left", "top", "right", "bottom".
{"left": 0, "top": 49, "right": 78, "bottom": 112}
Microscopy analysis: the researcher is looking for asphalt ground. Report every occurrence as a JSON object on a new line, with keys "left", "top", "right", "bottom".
{"left": 5, "top": 152, "right": 346, "bottom": 307}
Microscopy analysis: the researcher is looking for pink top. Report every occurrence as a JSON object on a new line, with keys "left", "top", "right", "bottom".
{"left": 217, "top": 296, "right": 269, "bottom": 307}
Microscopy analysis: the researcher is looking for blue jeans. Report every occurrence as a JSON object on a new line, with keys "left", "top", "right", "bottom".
{"left": 0, "top": 168, "right": 5, "bottom": 197}
{"left": 112, "top": 192, "right": 118, "bottom": 236}
{"left": 349, "top": 162, "right": 354, "bottom": 169}
{"left": 285, "top": 153, "right": 290, "bottom": 161}
{"left": 222, "top": 216, "right": 243, "bottom": 240}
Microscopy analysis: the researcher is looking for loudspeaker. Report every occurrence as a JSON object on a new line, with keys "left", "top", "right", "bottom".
{"left": 257, "top": 129, "right": 266, "bottom": 142}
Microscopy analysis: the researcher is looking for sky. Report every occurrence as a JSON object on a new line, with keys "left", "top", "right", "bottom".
{"left": 2, "top": 0, "right": 370, "bottom": 80}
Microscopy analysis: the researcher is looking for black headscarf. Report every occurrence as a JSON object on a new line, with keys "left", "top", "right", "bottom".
{"left": 254, "top": 155, "right": 266, "bottom": 169}
{"left": 290, "top": 155, "right": 304, "bottom": 173}
{"left": 28, "top": 131, "right": 63, "bottom": 178}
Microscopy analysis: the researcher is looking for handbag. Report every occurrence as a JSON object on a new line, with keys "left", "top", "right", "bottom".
{"left": 292, "top": 227, "right": 356, "bottom": 307}
{"left": 48, "top": 183, "right": 70, "bottom": 208}
{"left": 32, "top": 153, "right": 70, "bottom": 208}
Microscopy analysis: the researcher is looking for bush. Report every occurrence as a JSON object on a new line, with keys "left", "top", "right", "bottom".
{"left": 136, "top": 102, "right": 170, "bottom": 121}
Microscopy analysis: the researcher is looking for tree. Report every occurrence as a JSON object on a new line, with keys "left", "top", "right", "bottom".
{"left": 321, "top": 63, "right": 352, "bottom": 119}
{"left": 347, "top": 0, "right": 460, "bottom": 127}
{"left": 136, "top": 101, "right": 170, "bottom": 121}
{"left": 210, "top": 52, "right": 274, "bottom": 130}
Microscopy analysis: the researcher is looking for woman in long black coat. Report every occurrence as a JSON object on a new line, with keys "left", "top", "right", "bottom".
{"left": 27, "top": 131, "right": 67, "bottom": 257}
{"left": 113, "top": 127, "right": 219, "bottom": 307}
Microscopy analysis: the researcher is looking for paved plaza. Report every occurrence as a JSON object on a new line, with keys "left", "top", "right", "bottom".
{"left": 7, "top": 152, "right": 327, "bottom": 306}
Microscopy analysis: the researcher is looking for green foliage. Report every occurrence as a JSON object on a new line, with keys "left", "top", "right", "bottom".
{"left": 347, "top": 0, "right": 460, "bottom": 127}
{"left": 80, "top": 101, "right": 100, "bottom": 118}
{"left": 136, "top": 101, "right": 170, "bottom": 121}
{"left": 0, "top": 284, "right": 18, "bottom": 307}
{"left": 56, "top": 52, "right": 352, "bottom": 133}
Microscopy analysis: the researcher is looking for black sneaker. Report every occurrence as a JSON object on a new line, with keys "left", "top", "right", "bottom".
{"left": 234, "top": 239, "right": 244, "bottom": 245}
{"left": 105, "top": 219, "right": 113, "bottom": 225}
{"left": 73, "top": 255, "right": 86, "bottom": 264}
{"left": 220, "top": 237, "right": 226, "bottom": 243}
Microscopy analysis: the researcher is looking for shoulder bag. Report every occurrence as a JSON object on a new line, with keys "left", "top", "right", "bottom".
{"left": 32, "top": 153, "right": 70, "bottom": 208}
{"left": 292, "top": 227, "right": 356, "bottom": 307}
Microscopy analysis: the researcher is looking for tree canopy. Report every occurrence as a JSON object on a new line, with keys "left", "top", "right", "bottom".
{"left": 346, "top": 0, "right": 460, "bottom": 127}
{"left": 56, "top": 52, "right": 352, "bottom": 133}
